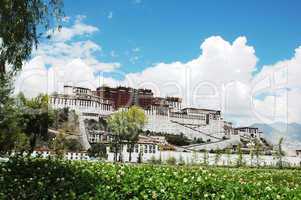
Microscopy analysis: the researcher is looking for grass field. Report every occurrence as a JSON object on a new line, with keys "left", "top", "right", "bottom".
{"left": 1, "top": 157, "right": 301, "bottom": 199}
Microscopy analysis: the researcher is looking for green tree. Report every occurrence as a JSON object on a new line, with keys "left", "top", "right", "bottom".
{"left": 0, "top": 76, "right": 29, "bottom": 154}
{"left": 236, "top": 143, "right": 243, "bottom": 167}
{"left": 65, "top": 138, "right": 82, "bottom": 152}
{"left": 166, "top": 156, "right": 176, "bottom": 165}
{"left": 225, "top": 148, "right": 231, "bottom": 166}
{"left": 254, "top": 140, "right": 262, "bottom": 167}
{"left": 107, "top": 106, "right": 146, "bottom": 162}
{"left": 203, "top": 149, "right": 209, "bottom": 166}
{"left": 0, "top": 0, "right": 63, "bottom": 154}
{"left": 165, "top": 133, "right": 190, "bottom": 146}
{"left": 107, "top": 110, "right": 128, "bottom": 162}
{"left": 275, "top": 137, "right": 285, "bottom": 169}
{"left": 0, "top": 0, "right": 63, "bottom": 75}
{"left": 249, "top": 144, "right": 254, "bottom": 167}
{"left": 18, "top": 93, "right": 55, "bottom": 153}
{"left": 178, "top": 153, "right": 185, "bottom": 166}
{"left": 13, "top": 132, "right": 30, "bottom": 153}
{"left": 50, "top": 130, "right": 66, "bottom": 158}
{"left": 87, "top": 143, "right": 107, "bottom": 160}
{"left": 126, "top": 106, "right": 147, "bottom": 162}
{"left": 214, "top": 149, "right": 222, "bottom": 166}
{"left": 192, "top": 150, "right": 198, "bottom": 165}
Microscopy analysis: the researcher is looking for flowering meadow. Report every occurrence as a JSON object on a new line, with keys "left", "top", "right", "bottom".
{"left": 0, "top": 157, "right": 301, "bottom": 199}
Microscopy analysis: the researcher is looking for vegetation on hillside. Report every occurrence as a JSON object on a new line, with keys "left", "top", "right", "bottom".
{"left": 0, "top": 91, "right": 82, "bottom": 155}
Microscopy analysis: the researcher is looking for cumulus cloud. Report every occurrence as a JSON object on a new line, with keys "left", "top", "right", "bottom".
{"left": 34, "top": 17, "right": 120, "bottom": 72}
{"left": 15, "top": 16, "right": 120, "bottom": 97}
{"left": 15, "top": 57, "right": 101, "bottom": 97}
{"left": 15, "top": 17, "right": 301, "bottom": 127}
{"left": 251, "top": 46, "right": 301, "bottom": 124}
{"left": 97, "top": 36, "right": 301, "bottom": 126}
{"left": 49, "top": 15, "right": 98, "bottom": 42}
{"left": 102, "top": 36, "right": 257, "bottom": 115}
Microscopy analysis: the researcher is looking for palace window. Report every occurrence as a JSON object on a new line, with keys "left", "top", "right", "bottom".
{"left": 135, "top": 144, "right": 139, "bottom": 153}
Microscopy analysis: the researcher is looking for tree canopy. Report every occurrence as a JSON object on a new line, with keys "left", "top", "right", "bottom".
{"left": 0, "top": 0, "right": 63, "bottom": 75}
{"left": 107, "top": 106, "right": 147, "bottom": 162}
{"left": 0, "top": 76, "right": 29, "bottom": 154}
{"left": 17, "top": 93, "right": 55, "bottom": 152}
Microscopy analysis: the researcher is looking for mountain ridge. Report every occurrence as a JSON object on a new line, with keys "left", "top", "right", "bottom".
{"left": 251, "top": 122, "right": 301, "bottom": 150}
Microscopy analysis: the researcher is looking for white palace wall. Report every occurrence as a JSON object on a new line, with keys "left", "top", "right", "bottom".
{"left": 49, "top": 96, "right": 228, "bottom": 141}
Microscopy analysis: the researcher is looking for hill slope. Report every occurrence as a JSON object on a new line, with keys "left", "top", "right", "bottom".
{"left": 251, "top": 122, "right": 301, "bottom": 150}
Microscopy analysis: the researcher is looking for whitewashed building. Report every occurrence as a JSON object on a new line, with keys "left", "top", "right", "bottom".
{"left": 49, "top": 85, "right": 270, "bottom": 154}
{"left": 234, "top": 127, "right": 261, "bottom": 139}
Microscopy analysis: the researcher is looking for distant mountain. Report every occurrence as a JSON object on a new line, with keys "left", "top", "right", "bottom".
{"left": 251, "top": 122, "right": 301, "bottom": 150}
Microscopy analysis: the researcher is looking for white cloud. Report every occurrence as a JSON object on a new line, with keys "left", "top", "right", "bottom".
{"left": 15, "top": 57, "right": 101, "bottom": 97}
{"left": 251, "top": 46, "right": 301, "bottom": 124}
{"left": 133, "top": 0, "right": 142, "bottom": 4}
{"left": 119, "top": 36, "right": 256, "bottom": 107}
{"left": 110, "top": 50, "right": 118, "bottom": 57}
{"left": 49, "top": 15, "right": 98, "bottom": 42}
{"left": 34, "top": 16, "right": 120, "bottom": 73}
{"left": 129, "top": 56, "right": 140, "bottom": 64}
{"left": 15, "top": 16, "right": 120, "bottom": 97}
{"left": 62, "top": 16, "right": 70, "bottom": 22}
{"left": 107, "top": 12, "right": 113, "bottom": 19}
{"left": 132, "top": 47, "right": 140, "bottom": 52}
{"left": 33, "top": 38, "right": 119, "bottom": 72}
{"left": 98, "top": 36, "right": 301, "bottom": 126}
{"left": 16, "top": 20, "right": 301, "bottom": 127}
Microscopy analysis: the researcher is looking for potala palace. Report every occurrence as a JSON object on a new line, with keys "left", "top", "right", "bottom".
{"left": 49, "top": 85, "right": 274, "bottom": 158}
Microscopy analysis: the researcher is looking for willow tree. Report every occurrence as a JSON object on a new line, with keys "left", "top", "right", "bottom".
{"left": 0, "top": 0, "right": 63, "bottom": 154}
{"left": 107, "top": 106, "right": 146, "bottom": 162}
{"left": 126, "top": 106, "right": 147, "bottom": 162}
{"left": 0, "top": 0, "right": 63, "bottom": 75}
{"left": 107, "top": 110, "right": 129, "bottom": 162}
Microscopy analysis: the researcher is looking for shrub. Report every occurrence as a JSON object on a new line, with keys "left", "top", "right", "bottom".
{"left": 178, "top": 154, "right": 185, "bottom": 166}
{"left": 165, "top": 133, "right": 190, "bottom": 146}
{"left": 148, "top": 156, "right": 161, "bottom": 164}
{"left": 87, "top": 143, "right": 107, "bottom": 159}
{"left": 166, "top": 156, "right": 176, "bottom": 165}
{"left": 1, "top": 157, "right": 301, "bottom": 199}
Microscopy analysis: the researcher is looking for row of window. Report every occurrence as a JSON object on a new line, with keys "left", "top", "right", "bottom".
{"left": 75, "top": 88, "right": 90, "bottom": 94}
{"left": 169, "top": 113, "right": 206, "bottom": 120}
{"left": 109, "top": 144, "right": 158, "bottom": 154}
{"left": 51, "top": 98, "right": 112, "bottom": 110}
{"left": 131, "top": 144, "right": 157, "bottom": 154}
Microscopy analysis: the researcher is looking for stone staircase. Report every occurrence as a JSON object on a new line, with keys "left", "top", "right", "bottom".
{"left": 77, "top": 112, "right": 91, "bottom": 150}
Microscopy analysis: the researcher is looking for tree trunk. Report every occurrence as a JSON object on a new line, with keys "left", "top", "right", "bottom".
{"left": 114, "top": 142, "right": 118, "bottom": 162}
{"left": 0, "top": 60, "right": 5, "bottom": 76}
{"left": 129, "top": 143, "right": 132, "bottom": 162}
{"left": 29, "top": 133, "right": 37, "bottom": 154}
{"left": 118, "top": 143, "right": 123, "bottom": 162}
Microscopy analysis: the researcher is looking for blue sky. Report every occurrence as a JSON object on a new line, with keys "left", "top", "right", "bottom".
{"left": 63, "top": 0, "right": 301, "bottom": 74}
{"left": 16, "top": 0, "right": 301, "bottom": 127}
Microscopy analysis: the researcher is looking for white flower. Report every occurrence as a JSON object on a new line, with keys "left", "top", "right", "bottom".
{"left": 265, "top": 186, "right": 272, "bottom": 191}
